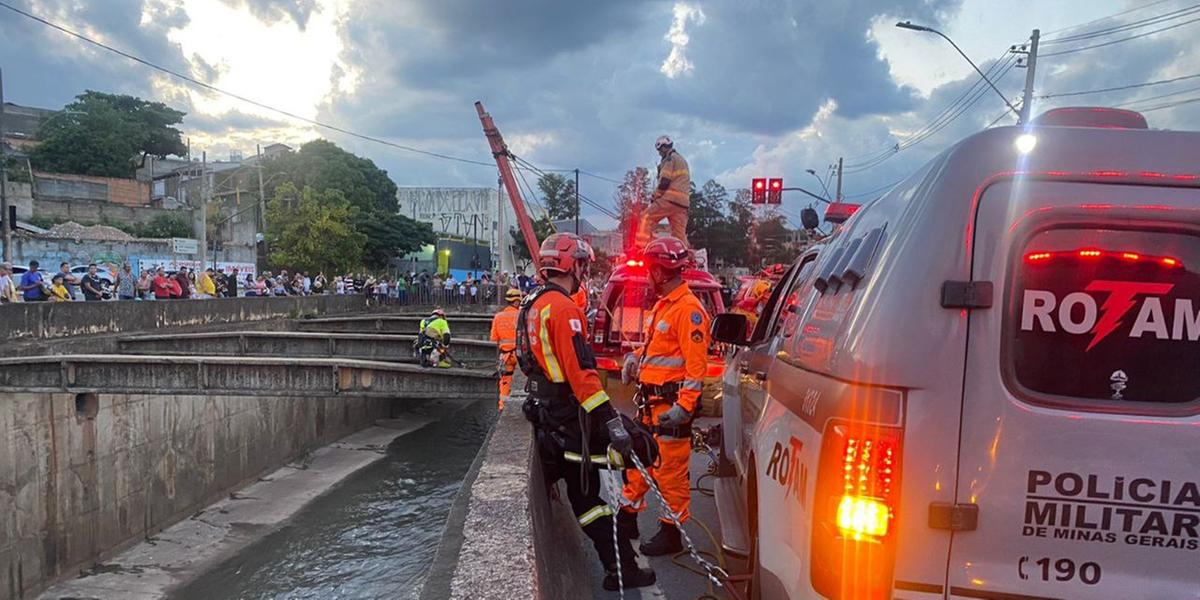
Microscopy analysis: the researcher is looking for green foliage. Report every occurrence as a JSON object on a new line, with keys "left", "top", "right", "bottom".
{"left": 27, "top": 213, "right": 192, "bottom": 239}
{"left": 510, "top": 215, "right": 558, "bottom": 263}
{"left": 537, "top": 173, "right": 577, "bottom": 221}
{"left": 260, "top": 139, "right": 429, "bottom": 269}
{"left": 265, "top": 182, "right": 366, "bottom": 274}
{"left": 31, "top": 91, "right": 186, "bottom": 178}
{"left": 133, "top": 214, "right": 192, "bottom": 239}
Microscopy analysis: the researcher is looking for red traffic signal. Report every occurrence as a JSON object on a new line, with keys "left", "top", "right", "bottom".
{"left": 767, "top": 178, "right": 783, "bottom": 204}
{"left": 751, "top": 178, "right": 767, "bottom": 204}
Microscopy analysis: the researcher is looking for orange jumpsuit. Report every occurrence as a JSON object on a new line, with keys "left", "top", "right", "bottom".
{"left": 623, "top": 282, "right": 710, "bottom": 524}
{"left": 489, "top": 304, "right": 519, "bottom": 410}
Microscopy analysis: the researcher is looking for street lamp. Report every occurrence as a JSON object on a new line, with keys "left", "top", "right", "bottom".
{"left": 805, "top": 168, "right": 833, "bottom": 200}
{"left": 896, "top": 21, "right": 1020, "bottom": 120}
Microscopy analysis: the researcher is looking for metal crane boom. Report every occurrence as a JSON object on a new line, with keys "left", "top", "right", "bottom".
{"left": 475, "top": 101, "right": 541, "bottom": 265}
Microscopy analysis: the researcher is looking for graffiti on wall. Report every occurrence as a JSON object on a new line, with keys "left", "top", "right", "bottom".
{"left": 396, "top": 187, "right": 501, "bottom": 238}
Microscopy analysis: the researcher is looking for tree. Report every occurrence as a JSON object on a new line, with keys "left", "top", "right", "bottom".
{"left": 31, "top": 91, "right": 186, "bottom": 178}
{"left": 757, "top": 214, "right": 796, "bottom": 266}
{"left": 261, "top": 140, "right": 433, "bottom": 270}
{"left": 687, "top": 179, "right": 727, "bottom": 256}
{"left": 265, "top": 183, "right": 366, "bottom": 274}
{"left": 510, "top": 216, "right": 558, "bottom": 264}
{"left": 613, "top": 167, "right": 651, "bottom": 254}
{"left": 537, "top": 173, "right": 577, "bottom": 221}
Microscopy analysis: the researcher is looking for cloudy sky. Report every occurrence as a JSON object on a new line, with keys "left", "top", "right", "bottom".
{"left": 2, "top": 0, "right": 1198, "bottom": 226}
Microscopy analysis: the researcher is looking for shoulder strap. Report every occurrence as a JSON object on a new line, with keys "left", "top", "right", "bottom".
{"left": 516, "top": 283, "right": 571, "bottom": 376}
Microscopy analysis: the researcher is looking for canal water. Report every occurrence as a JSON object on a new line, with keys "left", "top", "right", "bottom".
{"left": 174, "top": 399, "right": 495, "bottom": 600}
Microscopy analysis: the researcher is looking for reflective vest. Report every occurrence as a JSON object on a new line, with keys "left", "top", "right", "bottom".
{"left": 419, "top": 316, "right": 450, "bottom": 343}
{"left": 517, "top": 284, "right": 610, "bottom": 414}
{"left": 637, "top": 282, "right": 711, "bottom": 413}
{"left": 490, "top": 305, "right": 519, "bottom": 352}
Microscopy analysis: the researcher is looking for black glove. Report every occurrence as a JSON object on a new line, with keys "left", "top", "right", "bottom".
{"left": 606, "top": 417, "right": 632, "bottom": 455}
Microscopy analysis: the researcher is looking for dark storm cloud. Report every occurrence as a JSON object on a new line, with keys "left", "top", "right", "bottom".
{"left": 220, "top": 0, "right": 317, "bottom": 29}
{"left": 0, "top": 0, "right": 192, "bottom": 108}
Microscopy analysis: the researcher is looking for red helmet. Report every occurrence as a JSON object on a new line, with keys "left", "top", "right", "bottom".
{"left": 537, "top": 233, "right": 594, "bottom": 277}
{"left": 643, "top": 236, "right": 690, "bottom": 271}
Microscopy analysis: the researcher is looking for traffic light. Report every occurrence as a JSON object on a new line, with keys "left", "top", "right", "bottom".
{"left": 751, "top": 178, "right": 766, "bottom": 204}
{"left": 767, "top": 178, "right": 783, "bottom": 204}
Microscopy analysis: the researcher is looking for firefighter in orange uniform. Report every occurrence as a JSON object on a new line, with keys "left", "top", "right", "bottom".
{"left": 619, "top": 235, "right": 710, "bottom": 555}
{"left": 490, "top": 287, "right": 522, "bottom": 410}
{"left": 635, "top": 136, "right": 691, "bottom": 249}
{"left": 517, "top": 233, "right": 656, "bottom": 590}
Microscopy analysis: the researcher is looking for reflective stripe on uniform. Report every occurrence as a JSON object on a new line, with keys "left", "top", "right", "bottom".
{"left": 681, "top": 379, "right": 703, "bottom": 391}
{"left": 497, "top": 338, "right": 516, "bottom": 345}
{"left": 578, "top": 504, "right": 614, "bottom": 526}
{"left": 581, "top": 390, "right": 610, "bottom": 412}
{"left": 539, "top": 305, "right": 564, "bottom": 382}
{"left": 640, "top": 355, "right": 685, "bottom": 368}
{"left": 563, "top": 450, "right": 625, "bottom": 468}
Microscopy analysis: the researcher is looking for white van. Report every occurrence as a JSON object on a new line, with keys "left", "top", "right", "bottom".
{"left": 710, "top": 107, "right": 1200, "bottom": 599}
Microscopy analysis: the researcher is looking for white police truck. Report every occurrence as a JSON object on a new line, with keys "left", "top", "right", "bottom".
{"left": 710, "top": 107, "right": 1200, "bottom": 599}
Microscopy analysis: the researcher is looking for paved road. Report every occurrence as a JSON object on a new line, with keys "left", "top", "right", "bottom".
{"left": 586, "top": 417, "right": 748, "bottom": 600}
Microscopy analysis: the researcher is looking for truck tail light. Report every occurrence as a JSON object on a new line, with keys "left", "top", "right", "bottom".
{"left": 593, "top": 309, "right": 608, "bottom": 347}
{"left": 811, "top": 421, "right": 902, "bottom": 599}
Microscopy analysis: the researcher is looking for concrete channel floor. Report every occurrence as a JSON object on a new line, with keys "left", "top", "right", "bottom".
{"left": 35, "top": 421, "right": 434, "bottom": 600}
{"left": 590, "top": 417, "right": 748, "bottom": 600}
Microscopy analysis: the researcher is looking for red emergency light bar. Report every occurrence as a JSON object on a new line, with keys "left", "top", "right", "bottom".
{"left": 1033, "top": 107, "right": 1148, "bottom": 130}
{"left": 1024, "top": 249, "right": 1183, "bottom": 269}
{"left": 625, "top": 259, "right": 645, "bottom": 267}
{"left": 824, "top": 202, "right": 861, "bottom": 224}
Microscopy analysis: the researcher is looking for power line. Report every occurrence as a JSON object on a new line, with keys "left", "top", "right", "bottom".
{"left": 579, "top": 170, "right": 624, "bottom": 185}
{"left": 845, "top": 57, "right": 1018, "bottom": 174}
{"left": 844, "top": 50, "right": 1016, "bottom": 169}
{"left": 844, "top": 178, "right": 904, "bottom": 200}
{"left": 1039, "top": 71, "right": 1200, "bottom": 99}
{"left": 1042, "top": 15, "right": 1200, "bottom": 57}
{"left": 1042, "top": 2, "right": 1200, "bottom": 44}
{"left": 513, "top": 156, "right": 619, "bottom": 220}
{"left": 1043, "top": 0, "right": 1176, "bottom": 36}
{"left": 0, "top": 0, "right": 501, "bottom": 168}
{"left": 1114, "top": 82, "right": 1200, "bottom": 107}
{"left": 1135, "top": 94, "right": 1200, "bottom": 112}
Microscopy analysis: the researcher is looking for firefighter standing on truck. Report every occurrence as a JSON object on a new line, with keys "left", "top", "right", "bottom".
{"left": 517, "top": 233, "right": 657, "bottom": 591}
{"left": 620, "top": 235, "right": 710, "bottom": 555}
{"left": 490, "top": 288, "right": 522, "bottom": 410}
{"left": 635, "top": 136, "right": 690, "bottom": 249}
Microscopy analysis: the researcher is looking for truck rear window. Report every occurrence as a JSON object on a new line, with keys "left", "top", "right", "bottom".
{"left": 1009, "top": 228, "right": 1200, "bottom": 404}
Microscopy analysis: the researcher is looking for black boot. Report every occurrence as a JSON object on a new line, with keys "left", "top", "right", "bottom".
{"left": 617, "top": 510, "right": 640, "bottom": 540}
{"left": 603, "top": 563, "right": 657, "bottom": 591}
{"left": 639, "top": 522, "right": 683, "bottom": 556}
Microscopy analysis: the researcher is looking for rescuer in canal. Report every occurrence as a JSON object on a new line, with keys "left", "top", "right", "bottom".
{"left": 635, "top": 135, "right": 691, "bottom": 250}
{"left": 490, "top": 287, "right": 522, "bottom": 410}
{"left": 417, "top": 308, "right": 452, "bottom": 368}
{"left": 517, "top": 233, "right": 657, "bottom": 590}
{"left": 620, "top": 235, "right": 711, "bottom": 556}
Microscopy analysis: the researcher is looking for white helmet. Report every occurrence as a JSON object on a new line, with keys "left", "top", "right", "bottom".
{"left": 655, "top": 135, "right": 673, "bottom": 150}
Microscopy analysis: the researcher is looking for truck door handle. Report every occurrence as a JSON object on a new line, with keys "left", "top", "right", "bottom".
{"left": 928, "top": 502, "right": 978, "bottom": 531}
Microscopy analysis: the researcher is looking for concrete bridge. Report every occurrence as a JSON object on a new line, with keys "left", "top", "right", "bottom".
{"left": 115, "top": 331, "right": 500, "bottom": 366}
{"left": 296, "top": 314, "right": 496, "bottom": 339}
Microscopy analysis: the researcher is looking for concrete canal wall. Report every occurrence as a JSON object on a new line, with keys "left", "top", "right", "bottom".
{"left": 0, "top": 295, "right": 369, "bottom": 357}
{"left": 0, "top": 390, "right": 393, "bottom": 599}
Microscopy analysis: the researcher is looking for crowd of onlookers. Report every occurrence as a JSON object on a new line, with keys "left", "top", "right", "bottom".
{"left": 0, "top": 261, "right": 546, "bottom": 306}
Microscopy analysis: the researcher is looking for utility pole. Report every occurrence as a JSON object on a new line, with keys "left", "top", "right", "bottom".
{"left": 835, "top": 157, "right": 843, "bottom": 202}
{"left": 1019, "top": 29, "right": 1040, "bottom": 125}
{"left": 199, "top": 151, "right": 208, "bottom": 270}
{"left": 574, "top": 168, "right": 580, "bottom": 234}
{"left": 0, "top": 68, "right": 9, "bottom": 263}
{"left": 256, "top": 144, "right": 266, "bottom": 266}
